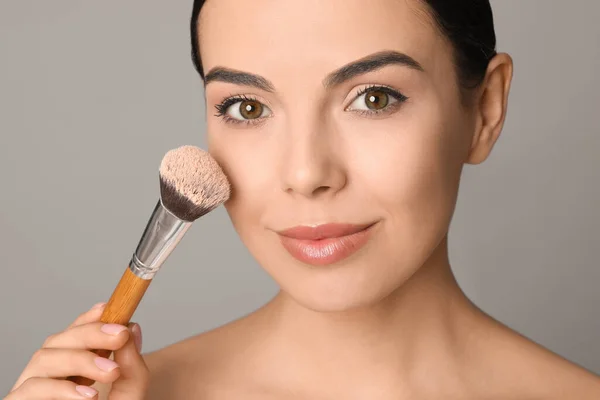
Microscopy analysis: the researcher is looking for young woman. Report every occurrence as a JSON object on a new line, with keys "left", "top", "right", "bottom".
{"left": 9, "top": 0, "right": 600, "bottom": 399}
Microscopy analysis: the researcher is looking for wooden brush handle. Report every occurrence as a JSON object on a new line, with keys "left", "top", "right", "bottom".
{"left": 67, "top": 267, "right": 152, "bottom": 386}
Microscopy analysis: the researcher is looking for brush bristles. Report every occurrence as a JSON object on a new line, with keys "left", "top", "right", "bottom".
{"left": 159, "top": 146, "right": 230, "bottom": 222}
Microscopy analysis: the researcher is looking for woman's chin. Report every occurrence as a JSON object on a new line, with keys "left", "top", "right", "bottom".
{"left": 284, "top": 289, "right": 395, "bottom": 314}
{"left": 274, "top": 268, "right": 408, "bottom": 314}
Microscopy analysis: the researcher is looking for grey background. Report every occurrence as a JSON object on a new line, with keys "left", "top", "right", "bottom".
{"left": 1, "top": 0, "right": 598, "bottom": 392}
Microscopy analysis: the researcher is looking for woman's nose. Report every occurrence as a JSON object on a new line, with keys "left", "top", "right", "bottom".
{"left": 280, "top": 127, "right": 347, "bottom": 199}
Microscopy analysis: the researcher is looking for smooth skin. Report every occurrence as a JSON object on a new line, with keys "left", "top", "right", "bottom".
{"left": 10, "top": 0, "right": 600, "bottom": 398}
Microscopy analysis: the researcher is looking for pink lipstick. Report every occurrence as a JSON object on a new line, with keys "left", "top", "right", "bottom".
{"left": 277, "top": 223, "right": 376, "bottom": 266}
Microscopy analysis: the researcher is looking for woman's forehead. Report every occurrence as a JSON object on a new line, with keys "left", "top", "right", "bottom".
{"left": 197, "top": 0, "right": 448, "bottom": 80}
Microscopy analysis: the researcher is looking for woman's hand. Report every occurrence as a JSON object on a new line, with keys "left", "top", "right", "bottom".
{"left": 6, "top": 303, "right": 149, "bottom": 399}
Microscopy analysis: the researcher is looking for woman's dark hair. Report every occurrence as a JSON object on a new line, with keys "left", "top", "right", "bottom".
{"left": 190, "top": 0, "right": 497, "bottom": 90}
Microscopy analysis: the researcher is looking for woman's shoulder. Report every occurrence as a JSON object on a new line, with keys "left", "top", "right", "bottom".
{"left": 142, "top": 315, "right": 261, "bottom": 400}
{"left": 469, "top": 317, "right": 600, "bottom": 399}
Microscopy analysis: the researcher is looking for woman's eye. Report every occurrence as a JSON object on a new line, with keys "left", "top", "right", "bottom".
{"left": 226, "top": 99, "right": 271, "bottom": 120}
{"left": 347, "top": 88, "right": 405, "bottom": 112}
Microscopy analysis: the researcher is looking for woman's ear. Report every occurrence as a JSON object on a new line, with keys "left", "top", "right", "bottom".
{"left": 466, "top": 52, "right": 514, "bottom": 165}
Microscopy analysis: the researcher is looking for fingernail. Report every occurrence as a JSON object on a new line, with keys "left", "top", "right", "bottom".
{"left": 131, "top": 323, "right": 143, "bottom": 353}
{"left": 101, "top": 323, "right": 127, "bottom": 335}
{"left": 91, "top": 302, "right": 106, "bottom": 310}
{"left": 75, "top": 385, "right": 98, "bottom": 398}
{"left": 95, "top": 356, "right": 119, "bottom": 372}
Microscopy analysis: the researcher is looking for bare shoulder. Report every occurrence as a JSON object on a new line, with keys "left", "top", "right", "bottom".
{"left": 470, "top": 317, "right": 600, "bottom": 399}
{"left": 141, "top": 314, "right": 264, "bottom": 400}
{"left": 522, "top": 347, "right": 600, "bottom": 399}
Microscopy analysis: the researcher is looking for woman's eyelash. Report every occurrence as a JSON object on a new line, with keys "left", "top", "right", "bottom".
{"left": 355, "top": 85, "right": 408, "bottom": 103}
{"left": 214, "top": 94, "right": 258, "bottom": 117}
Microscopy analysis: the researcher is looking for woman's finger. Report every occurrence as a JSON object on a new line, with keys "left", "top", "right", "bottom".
{"left": 107, "top": 323, "right": 149, "bottom": 400}
{"left": 6, "top": 376, "right": 99, "bottom": 399}
{"left": 68, "top": 302, "right": 107, "bottom": 329}
{"left": 43, "top": 321, "right": 129, "bottom": 351}
{"left": 14, "top": 348, "right": 121, "bottom": 388}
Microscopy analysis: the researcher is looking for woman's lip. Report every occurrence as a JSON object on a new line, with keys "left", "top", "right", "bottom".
{"left": 277, "top": 223, "right": 375, "bottom": 240}
{"left": 277, "top": 222, "right": 378, "bottom": 266}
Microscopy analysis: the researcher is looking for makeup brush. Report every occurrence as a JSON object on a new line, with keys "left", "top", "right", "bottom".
{"left": 68, "top": 145, "right": 230, "bottom": 385}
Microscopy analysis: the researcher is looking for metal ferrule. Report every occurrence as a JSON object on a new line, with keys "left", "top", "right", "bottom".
{"left": 129, "top": 199, "right": 192, "bottom": 279}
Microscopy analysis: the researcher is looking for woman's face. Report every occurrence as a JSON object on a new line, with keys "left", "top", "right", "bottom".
{"left": 199, "top": 0, "right": 480, "bottom": 311}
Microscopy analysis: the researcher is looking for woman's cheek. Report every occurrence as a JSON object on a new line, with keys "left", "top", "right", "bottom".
{"left": 209, "top": 134, "right": 274, "bottom": 233}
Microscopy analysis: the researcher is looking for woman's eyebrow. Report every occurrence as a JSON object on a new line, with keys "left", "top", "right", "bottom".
{"left": 203, "top": 50, "right": 423, "bottom": 91}
{"left": 324, "top": 50, "right": 424, "bottom": 87}
{"left": 204, "top": 67, "right": 275, "bottom": 92}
